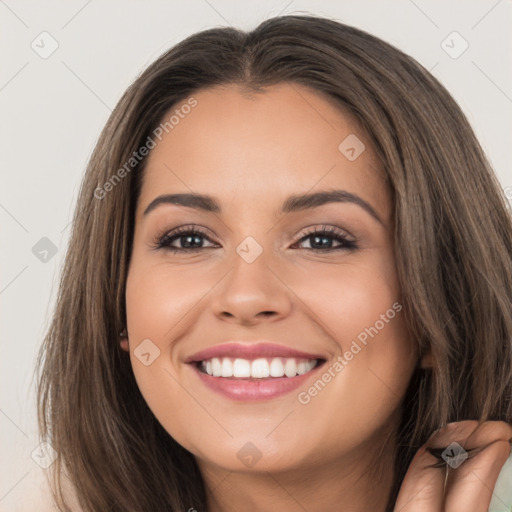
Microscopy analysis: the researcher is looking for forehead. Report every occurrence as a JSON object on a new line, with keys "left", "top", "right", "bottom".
{"left": 137, "top": 82, "right": 389, "bottom": 221}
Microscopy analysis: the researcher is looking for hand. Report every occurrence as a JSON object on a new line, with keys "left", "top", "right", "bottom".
{"left": 394, "top": 420, "right": 512, "bottom": 511}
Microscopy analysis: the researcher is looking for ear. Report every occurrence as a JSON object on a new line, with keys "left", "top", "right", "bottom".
{"left": 419, "top": 349, "right": 433, "bottom": 369}
{"left": 119, "top": 328, "right": 129, "bottom": 352}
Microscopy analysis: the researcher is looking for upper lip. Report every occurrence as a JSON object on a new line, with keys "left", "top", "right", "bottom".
{"left": 184, "top": 342, "right": 326, "bottom": 363}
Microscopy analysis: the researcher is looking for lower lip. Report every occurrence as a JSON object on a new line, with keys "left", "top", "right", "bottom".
{"left": 190, "top": 362, "right": 324, "bottom": 401}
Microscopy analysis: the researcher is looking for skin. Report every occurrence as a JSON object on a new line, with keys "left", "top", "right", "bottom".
{"left": 396, "top": 420, "right": 512, "bottom": 511}
{"left": 121, "top": 83, "right": 511, "bottom": 511}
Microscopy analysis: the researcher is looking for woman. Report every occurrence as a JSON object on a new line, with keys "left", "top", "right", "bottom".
{"left": 36, "top": 14, "right": 512, "bottom": 512}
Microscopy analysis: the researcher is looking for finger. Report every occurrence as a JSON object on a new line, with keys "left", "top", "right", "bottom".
{"left": 393, "top": 423, "right": 478, "bottom": 511}
{"left": 427, "top": 420, "right": 479, "bottom": 450}
{"left": 393, "top": 444, "right": 446, "bottom": 512}
{"left": 423, "top": 420, "right": 512, "bottom": 512}
{"left": 443, "top": 421, "right": 512, "bottom": 512}
{"left": 393, "top": 420, "right": 512, "bottom": 512}
{"left": 462, "top": 420, "right": 512, "bottom": 452}
{"left": 445, "top": 438, "right": 511, "bottom": 512}
{"left": 426, "top": 420, "right": 512, "bottom": 465}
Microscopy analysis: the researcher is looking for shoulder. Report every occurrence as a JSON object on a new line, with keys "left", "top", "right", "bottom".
{"left": 489, "top": 449, "right": 512, "bottom": 512}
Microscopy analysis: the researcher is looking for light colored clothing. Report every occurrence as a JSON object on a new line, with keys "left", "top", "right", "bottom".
{"left": 489, "top": 450, "right": 512, "bottom": 511}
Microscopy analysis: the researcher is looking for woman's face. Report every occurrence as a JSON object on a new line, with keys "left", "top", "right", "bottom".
{"left": 124, "top": 82, "right": 417, "bottom": 476}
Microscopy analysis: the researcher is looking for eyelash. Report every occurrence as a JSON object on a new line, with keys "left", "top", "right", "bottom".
{"left": 152, "top": 224, "right": 358, "bottom": 253}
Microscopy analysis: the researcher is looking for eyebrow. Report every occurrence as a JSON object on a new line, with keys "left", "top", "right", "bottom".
{"left": 143, "top": 189, "right": 384, "bottom": 225}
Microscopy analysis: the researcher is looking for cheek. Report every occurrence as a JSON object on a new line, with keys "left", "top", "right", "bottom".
{"left": 125, "top": 260, "right": 206, "bottom": 342}
{"left": 124, "top": 262, "right": 201, "bottom": 440}
{"left": 289, "top": 258, "right": 415, "bottom": 435}
{"left": 291, "top": 253, "right": 404, "bottom": 353}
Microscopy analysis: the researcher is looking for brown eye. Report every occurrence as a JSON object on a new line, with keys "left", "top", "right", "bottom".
{"left": 153, "top": 226, "right": 217, "bottom": 253}
{"left": 294, "top": 226, "right": 358, "bottom": 252}
{"left": 152, "top": 224, "right": 358, "bottom": 254}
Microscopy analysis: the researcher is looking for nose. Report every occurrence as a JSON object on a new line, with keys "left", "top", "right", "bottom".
{"left": 211, "top": 255, "right": 293, "bottom": 326}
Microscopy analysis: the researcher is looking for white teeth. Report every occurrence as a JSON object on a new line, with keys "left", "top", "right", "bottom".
{"left": 251, "top": 358, "right": 270, "bottom": 378}
{"left": 211, "top": 357, "right": 222, "bottom": 376}
{"left": 221, "top": 358, "right": 233, "bottom": 377}
{"left": 269, "top": 358, "right": 285, "bottom": 377}
{"left": 284, "top": 358, "right": 298, "bottom": 377}
{"left": 297, "top": 361, "right": 307, "bottom": 375}
{"left": 199, "top": 357, "right": 319, "bottom": 378}
{"left": 305, "top": 360, "right": 316, "bottom": 372}
{"left": 233, "top": 358, "right": 251, "bottom": 378}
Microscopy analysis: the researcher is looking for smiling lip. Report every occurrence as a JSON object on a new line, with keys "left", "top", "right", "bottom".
{"left": 185, "top": 342, "right": 326, "bottom": 401}
{"left": 184, "top": 342, "right": 325, "bottom": 363}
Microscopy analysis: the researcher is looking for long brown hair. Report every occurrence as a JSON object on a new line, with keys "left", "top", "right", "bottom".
{"left": 35, "top": 14, "right": 512, "bottom": 511}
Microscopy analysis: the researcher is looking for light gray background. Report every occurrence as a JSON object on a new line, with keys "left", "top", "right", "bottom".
{"left": 1, "top": 1, "right": 511, "bottom": 510}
